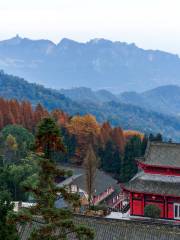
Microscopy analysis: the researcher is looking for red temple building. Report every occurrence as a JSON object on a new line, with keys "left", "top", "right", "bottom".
{"left": 122, "top": 142, "right": 180, "bottom": 220}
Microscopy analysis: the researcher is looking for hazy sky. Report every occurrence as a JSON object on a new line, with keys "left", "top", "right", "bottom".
{"left": 0, "top": 0, "right": 180, "bottom": 53}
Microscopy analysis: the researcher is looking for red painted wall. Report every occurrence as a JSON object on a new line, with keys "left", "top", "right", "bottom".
{"left": 130, "top": 194, "right": 180, "bottom": 220}
{"left": 132, "top": 200, "right": 142, "bottom": 215}
{"left": 168, "top": 203, "right": 174, "bottom": 219}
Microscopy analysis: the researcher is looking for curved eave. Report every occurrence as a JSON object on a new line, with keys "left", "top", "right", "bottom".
{"left": 137, "top": 160, "right": 180, "bottom": 171}
{"left": 121, "top": 183, "right": 180, "bottom": 199}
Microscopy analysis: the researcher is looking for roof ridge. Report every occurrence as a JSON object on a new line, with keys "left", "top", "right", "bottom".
{"left": 150, "top": 142, "right": 180, "bottom": 147}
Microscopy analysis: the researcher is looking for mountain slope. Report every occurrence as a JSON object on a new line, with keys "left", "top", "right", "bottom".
{"left": 1, "top": 71, "right": 180, "bottom": 140}
{"left": 59, "top": 87, "right": 119, "bottom": 103}
{"left": 119, "top": 85, "right": 180, "bottom": 116}
{"left": 1, "top": 36, "right": 180, "bottom": 92}
{"left": 0, "top": 70, "right": 82, "bottom": 114}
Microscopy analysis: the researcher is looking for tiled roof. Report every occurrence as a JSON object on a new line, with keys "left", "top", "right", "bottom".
{"left": 139, "top": 142, "right": 180, "bottom": 168}
{"left": 18, "top": 215, "right": 180, "bottom": 240}
{"left": 57, "top": 165, "right": 119, "bottom": 196}
{"left": 123, "top": 171, "right": 180, "bottom": 196}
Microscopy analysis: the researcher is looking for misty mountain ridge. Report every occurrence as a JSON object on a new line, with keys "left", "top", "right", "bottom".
{"left": 59, "top": 85, "right": 180, "bottom": 117}
{"left": 1, "top": 70, "right": 180, "bottom": 140}
{"left": 119, "top": 85, "right": 180, "bottom": 116}
{"left": 1, "top": 35, "right": 180, "bottom": 92}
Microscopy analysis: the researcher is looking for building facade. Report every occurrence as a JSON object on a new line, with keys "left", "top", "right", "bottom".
{"left": 56, "top": 166, "right": 122, "bottom": 208}
{"left": 122, "top": 142, "right": 180, "bottom": 220}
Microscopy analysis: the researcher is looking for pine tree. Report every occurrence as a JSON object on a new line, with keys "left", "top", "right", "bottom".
{"left": 99, "top": 140, "right": 122, "bottom": 174}
{"left": 15, "top": 117, "right": 94, "bottom": 239}
{"left": 120, "top": 136, "right": 142, "bottom": 182}
{"left": 0, "top": 190, "right": 19, "bottom": 240}
{"left": 35, "top": 117, "right": 65, "bottom": 159}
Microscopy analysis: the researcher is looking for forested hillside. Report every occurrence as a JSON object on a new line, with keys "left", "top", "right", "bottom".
{"left": 119, "top": 85, "right": 180, "bottom": 116}
{"left": 0, "top": 97, "right": 149, "bottom": 200}
{"left": 0, "top": 70, "right": 82, "bottom": 113}
{"left": 1, "top": 71, "right": 180, "bottom": 140}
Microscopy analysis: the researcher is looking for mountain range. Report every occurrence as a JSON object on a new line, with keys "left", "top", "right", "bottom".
{"left": 60, "top": 86, "right": 180, "bottom": 117}
{"left": 1, "top": 35, "right": 180, "bottom": 92}
{"left": 1, "top": 71, "right": 180, "bottom": 140}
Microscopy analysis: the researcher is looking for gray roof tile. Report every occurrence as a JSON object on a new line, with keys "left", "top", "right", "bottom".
{"left": 58, "top": 166, "right": 119, "bottom": 196}
{"left": 140, "top": 142, "right": 180, "bottom": 168}
{"left": 123, "top": 171, "right": 180, "bottom": 196}
{"left": 18, "top": 215, "right": 180, "bottom": 240}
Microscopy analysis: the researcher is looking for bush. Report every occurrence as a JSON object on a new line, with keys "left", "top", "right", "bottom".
{"left": 144, "top": 204, "right": 161, "bottom": 218}
{"left": 89, "top": 204, "right": 108, "bottom": 211}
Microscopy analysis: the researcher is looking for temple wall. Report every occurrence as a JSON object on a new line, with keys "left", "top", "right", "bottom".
{"left": 130, "top": 192, "right": 180, "bottom": 220}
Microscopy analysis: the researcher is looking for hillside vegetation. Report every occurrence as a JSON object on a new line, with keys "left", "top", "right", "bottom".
{"left": 0, "top": 71, "right": 180, "bottom": 140}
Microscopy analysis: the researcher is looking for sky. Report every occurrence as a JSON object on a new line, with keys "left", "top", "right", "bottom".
{"left": 0, "top": 0, "right": 180, "bottom": 54}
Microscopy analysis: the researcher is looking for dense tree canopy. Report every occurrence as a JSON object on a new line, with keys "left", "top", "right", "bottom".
{"left": 1, "top": 125, "right": 35, "bottom": 163}
{"left": 0, "top": 98, "right": 151, "bottom": 186}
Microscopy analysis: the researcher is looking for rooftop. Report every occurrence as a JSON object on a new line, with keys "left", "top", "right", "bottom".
{"left": 18, "top": 215, "right": 180, "bottom": 240}
{"left": 138, "top": 142, "right": 180, "bottom": 168}
{"left": 57, "top": 165, "right": 120, "bottom": 196}
{"left": 123, "top": 171, "right": 180, "bottom": 196}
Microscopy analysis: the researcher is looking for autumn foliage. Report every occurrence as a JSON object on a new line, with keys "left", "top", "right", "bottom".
{"left": 67, "top": 115, "right": 100, "bottom": 163}
{"left": 123, "top": 130, "right": 144, "bottom": 142}
{"left": 0, "top": 98, "right": 47, "bottom": 131}
{"left": 0, "top": 98, "right": 145, "bottom": 166}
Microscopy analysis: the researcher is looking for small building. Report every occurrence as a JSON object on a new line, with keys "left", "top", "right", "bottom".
{"left": 56, "top": 166, "right": 123, "bottom": 209}
{"left": 122, "top": 142, "right": 180, "bottom": 220}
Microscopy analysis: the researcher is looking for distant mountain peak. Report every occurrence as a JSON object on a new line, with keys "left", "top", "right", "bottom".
{"left": 88, "top": 38, "right": 112, "bottom": 44}
{"left": 0, "top": 36, "right": 180, "bottom": 92}
{"left": 58, "top": 38, "right": 81, "bottom": 47}
{"left": 4, "top": 34, "right": 23, "bottom": 45}
{"left": 15, "top": 34, "right": 21, "bottom": 39}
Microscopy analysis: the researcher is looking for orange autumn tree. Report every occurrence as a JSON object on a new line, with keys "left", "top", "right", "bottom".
{"left": 111, "top": 127, "right": 125, "bottom": 153}
{"left": 99, "top": 122, "right": 112, "bottom": 147}
{"left": 99, "top": 122, "right": 125, "bottom": 153}
{"left": 67, "top": 114, "right": 100, "bottom": 164}
{"left": 0, "top": 99, "right": 49, "bottom": 132}
{"left": 51, "top": 109, "right": 69, "bottom": 126}
{"left": 123, "top": 130, "right": 144, "bottom": 142}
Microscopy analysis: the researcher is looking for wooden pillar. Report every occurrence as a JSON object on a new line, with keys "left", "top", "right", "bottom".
{"left": 130, "top": 192, "right": 133, "bottom": 215}
{"left": 141, "top": 194, "right": 145, "bottom": 216}
{"left": 164, "top": 196, "right": 168, "bottom": 218}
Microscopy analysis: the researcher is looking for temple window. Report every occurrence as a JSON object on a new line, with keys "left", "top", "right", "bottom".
{"left": 174, "top": 203, "right": 180, "bottom": 219}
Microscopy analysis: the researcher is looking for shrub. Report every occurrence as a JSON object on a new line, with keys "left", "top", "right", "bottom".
{"left": 144, "top": 204, "right": 161, "bottom": 218}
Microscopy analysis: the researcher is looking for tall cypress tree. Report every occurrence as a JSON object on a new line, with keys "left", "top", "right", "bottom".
{"left": 120, "top": 136, "right": 142, "bottom": 182}
{"left": 99, "top": 140, "right": 122, "bottom": 175}
{"left": 15, "top": 117, "right": 94, "bottom": 239}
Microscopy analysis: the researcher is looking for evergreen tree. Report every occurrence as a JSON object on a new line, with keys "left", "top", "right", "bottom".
{"left": 149, "top": 133, "right": 163, "bottom": 142}
{"left": 120, "top": 136, "right": 142, "bottom": 182}
{"left": 0, "top": 190, "right": 19, "bottom": 240}
{"left": 15, "top": 117, "right": 94, "bottom": 239}
{"left": 54, "top": 127, "right": 76, "bottom": 164}
{"left": 99, "top": 140, "right": 122, "bottom": 175}
{"left": 35, "top": 117, "right": 65, "bottom": 159}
